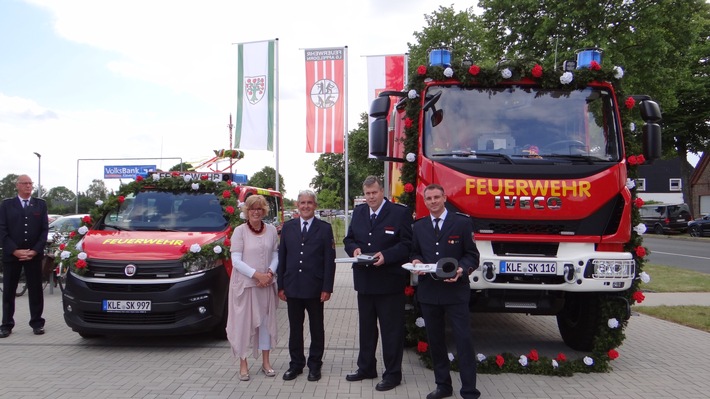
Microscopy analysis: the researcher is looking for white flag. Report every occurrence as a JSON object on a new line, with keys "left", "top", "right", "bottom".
{"left": 235, "top": 40, "right": 275, "bottom": 151}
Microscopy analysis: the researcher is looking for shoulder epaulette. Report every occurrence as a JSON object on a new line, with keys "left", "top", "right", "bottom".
{"left": 455, "top": 212, "right": 471, "bottom": 218}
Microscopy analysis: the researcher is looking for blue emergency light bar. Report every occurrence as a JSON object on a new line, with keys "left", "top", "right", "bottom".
{"left": 576, "top": 48, "right": 603, "bottom": 69}
{"left": 428, "top": 47, "right": 452, "bottom": 67}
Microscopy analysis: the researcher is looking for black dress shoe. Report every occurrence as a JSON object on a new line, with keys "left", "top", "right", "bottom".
{"left": 426, "top": 387, "right": 453, "bottom": 399}
{"left": 0, "top": 328, "right": 11, "bottom": 338}
{"left": 282, "top": 368, "right": 303, "bottom": 381}
{"left": 33, "top": 327, "right": 45, "bottom": 335}
{"left": 307, "top": 369, "right": 321, "bottom": 381}
{"left": 375, "top": 379, "right": 400, "bottom": 391}
{"left": 345, "top": 370, "right": 377, "bottom": 381}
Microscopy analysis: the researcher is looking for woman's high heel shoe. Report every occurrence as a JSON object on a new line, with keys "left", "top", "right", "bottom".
{"left": 260, "top": 366, "right": 276, "bottom": 377}
{"left": 239, "top": 372, "right": 250, "bottom": 381}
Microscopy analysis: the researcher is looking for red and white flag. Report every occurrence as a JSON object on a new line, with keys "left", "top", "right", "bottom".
{"left": 366, "top": 54, "right": 406, "bottom": 105}
{"left": 304, "top": 48, "right": 345, "bottom": 153}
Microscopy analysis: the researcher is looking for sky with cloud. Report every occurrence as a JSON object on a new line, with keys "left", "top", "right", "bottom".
{"left": 0, "top": 0, "right": 475, "bottom": 199}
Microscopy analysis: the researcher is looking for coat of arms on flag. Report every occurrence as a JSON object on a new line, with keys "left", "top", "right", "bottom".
{"left": 309, "top": 79, "right": 339, "bottom": 109}
{"left": 245, "top": 75, "right": 266, "bottom": 105}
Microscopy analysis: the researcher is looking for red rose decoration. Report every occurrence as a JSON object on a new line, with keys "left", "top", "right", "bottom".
{"left": 222, "top": 190, "right": 231, "bottom": 199}
{"left": 404, "top": 183, "right": 414, "bottom": 193}
{"left": 404, "top": 117, "right": 413, "bottom": 129}
{"left": 180, "top": 245, "right": 188, "bottom": 254}
{"left": 200, "top": 175, "right": 209, "bottom": 180}
{"left": 82, "top": 216, "right": 92, "bottom": 223}
{"left": 118, "top": 196, "right": 125, "bottom": 203}
{"left": 404, "top": 286, "right": 415, "bottom": 296}
{"left": 171, "top": 171, "right": 180, "bottom": 176}
{"left": 495, "top": 355, "right": 504, "bottom": 368}
{"left": 625, "top": 96, "right": 635, "bottom": 109}
{"left": 528, "top": 349, "right": 539, "bottom": 361}
{"left": 632, "top": 291, "right": 645, "bottom": 303}
{"left": 233, "top": 186, "right": 241, "bottom": 194}
{"left": 136, "top": 175, "right": 144, "bottom": 182}
{"left": 634, "top": 198, "right": 645, "bottom": 208}
{"left": 531, "top": 64, "right": 543, "bottom": 78}
{"left": 417, "top": 65, "right": 427, "bottom": 75}
{"left": 69, "top": 231, "right": 76, "bottom": 238}
{"left": 224, "top": 238, "right": 231, "bottom": 247}
{"left": 635, "top": 246, "right": 647, "bottom": 257}
{"left": 75, "top": 259, "right": 87, "bottom": 269}
{"left": 225, "top": 206, "right": 235, "bottom": 214}
{"left": 417, "top": 341, "right": 429, "bottom": 353}
{"left": 468, "top": 64, "right": 481, "bottom": 76}
{"left": 637, "top": 154, "right": 646, "bottom": 164}
{"left": 627, "top": 155, "right": 638, "bottom": 165}
{"left": 589, "top": 60, "right": 601, "bottom": 71}
{"left": 556, "top": 353, "right": 567, "bottom": 362}
{"left": 59, "top": 243, "right": 66, "bottom": 250}
{"left": 608, "top": 349, "right": 619, "bottom": 360}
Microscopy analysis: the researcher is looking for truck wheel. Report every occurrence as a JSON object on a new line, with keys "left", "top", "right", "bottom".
{"left": 556, "top": 293, "right": 600, "bottom": 351}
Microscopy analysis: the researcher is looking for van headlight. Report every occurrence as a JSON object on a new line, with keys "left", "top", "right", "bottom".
{"left": 591, "top": 259, "right": 635, "bottom": 278}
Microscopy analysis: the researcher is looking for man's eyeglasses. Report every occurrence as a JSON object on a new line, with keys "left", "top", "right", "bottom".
{"left": 18, "top": 182, "right": 34, "bottom": 185}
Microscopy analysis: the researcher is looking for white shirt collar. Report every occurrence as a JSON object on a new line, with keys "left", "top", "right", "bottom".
{"left": 430, "top": 209, "right": 448, "bottom": 224}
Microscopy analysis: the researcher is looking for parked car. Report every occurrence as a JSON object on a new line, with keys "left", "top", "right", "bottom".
{"left": 639, "top": 203, "right": 692, "bottom": 234}
{"left": 47, "top": 214, "right": 90, "bottom": 243}
{"left": 48, "top": 214, "right": 63, "bottom": 224}
{"left": 688, "top": 215, "right": 710, "bottom": 237}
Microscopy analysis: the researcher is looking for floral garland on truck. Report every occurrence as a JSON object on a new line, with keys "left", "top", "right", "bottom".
{"left": 398, "top": 59, "right": 652, "bottom": 375}
{"left": 55, "top": 172, "right": 244, "bottom": 275}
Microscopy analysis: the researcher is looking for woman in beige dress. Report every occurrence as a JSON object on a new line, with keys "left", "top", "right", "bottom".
{"left": 227, "top": 195, "right": 279, "bottom": 381}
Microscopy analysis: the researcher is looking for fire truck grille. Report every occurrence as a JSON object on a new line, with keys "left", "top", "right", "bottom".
{"left": 474, "top": 220, "right": 577, "bottom": 235}
{"left": 85, "top": 282, "right": 173, "bottom": 292}
{"left": 491, "top": 242, "right": 559, "bottom": 257}
{"left": 492, "top": 274, "right": 566, "bottom": 284}
{"left": 86, "top": 259, "right": 185, "bottom": 279}
{"left": 80, "top": 310, "right": 189, "bottom": 325}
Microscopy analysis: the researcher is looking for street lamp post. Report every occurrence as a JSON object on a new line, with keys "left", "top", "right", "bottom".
{"left": 33, "top": 152, "right": 42, "bottom": 198}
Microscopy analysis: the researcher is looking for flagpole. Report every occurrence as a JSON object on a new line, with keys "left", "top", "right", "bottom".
{"left": 274, "top": 38, "right": 280, "bottom": 194}
{"left": 344, "top": 46, "right": 350, "bottom": 233}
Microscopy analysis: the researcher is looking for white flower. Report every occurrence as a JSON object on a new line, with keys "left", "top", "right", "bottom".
{"left": 95, "top": 200, "right": 104, "bottom": 206}
{"left": 60, "top": 251, "right": 71, "bottom": 260}
{"left": 78, "top": 226, "right": 89, "bottom": 235}
{"left": 189, "top": 243, "right": 201, "bottom": 253}
{"left": 415, "top": 317, "right": 426, "bottom": 328}
{"left": 613, "top": 66, "right": 624, "bottom": 79}
{"left": 640, "top": 271, "right": 651, "bottom": 283}
{"left": 501, "top": 68, "right": 512, "bottom": 79}
{"left": 213, "top": 245, "right": 223, "bottom": 254}
{"left": 230, "top": 181, "right": 238, "bottom": 187}
{"left": 152, "top": 173, "right": 160, "bottom": 181}
{"left": 191, "top": 183, "right": 200, "bottom": 190}
{"left": 634, "top": 223, "right": 647, "bottom": 235}
{"left": 239, "top": 211, "right": 246, "bottom": 220}
{"left": 406, "top": 152, "right": 416, "bottom": 162}
{"left": 518, "top": 355, "right": 528, "bottom": 367}
{"left": 75, "top": 241, "right": 83, "bottom": 251}
{"left": 77, "top": 252, "right": 87, "bottom": 260}
{"left": 629, "top": 122, "right": 636, "bottom": 132}
{"left": 552, "top": 359, "right": 559, "bottom": 368}
{"left": 444, "top": 67, "right": 454, "bottom": 78}
{"left": 607, "top": 318, "right": 620, "bottom": 329}
{"left": 583, "top": 356, "right": 594, "bottom": 366}
{"left": 448, "top": 352, "right": 455, "bottom": 362}
{"left": 476, "top": 353, "right": 486, "bottom": 362}
{"left": 404, "top": 303, "right": 414, "bottom": 311}
{"left": 560, "top": 71, "right": 574, "bottom": 84}
{"left": 626, "top": 178, "right": 636, "bottom": 190}
{"left": 408, "top": 89, "right": 419, "bottom": 99}
{"left": 183, "top": 175, "right": 193, "bottom": 182}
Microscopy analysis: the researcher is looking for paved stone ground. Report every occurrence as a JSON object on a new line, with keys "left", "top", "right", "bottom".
{"left": 1, "top": 261, "right": 709, "bottom": 398}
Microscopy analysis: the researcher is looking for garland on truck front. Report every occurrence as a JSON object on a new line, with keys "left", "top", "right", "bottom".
{"left": 398, "top": 59, "right": 652, "bottom": 375}
{"left": 54, "top": 172, "right": 245, "bottom": 276}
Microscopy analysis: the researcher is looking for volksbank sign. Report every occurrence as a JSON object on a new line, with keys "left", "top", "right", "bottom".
{"left": 104, "top": 165, "right": 156, "bottom": 179}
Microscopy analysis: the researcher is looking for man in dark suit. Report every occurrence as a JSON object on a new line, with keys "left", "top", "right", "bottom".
{"left": 0, "top": 174, "right": 49, "bottom": 338}
{"left": 277, "top": 189, "right": 336, "bottom": 382}
{"left": 343, "top": 176, "right": 412, "bottom": 392}
{"left": 410, "top": 183, "right": 480, "bottom": 399}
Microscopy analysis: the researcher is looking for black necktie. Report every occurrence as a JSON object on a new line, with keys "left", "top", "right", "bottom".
{"left": 302, "top": 221, "right": 308, "bottom": 238}
{"left": 434, "top": 218, "right": 441, "bottom": 236}
{"left": 370, "top": 213, "right": 377, "bottom": 226}
{"left": 22, "top": 200, "right": 29, "bottom": 208}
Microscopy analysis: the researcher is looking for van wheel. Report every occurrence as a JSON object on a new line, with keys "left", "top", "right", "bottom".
{"left": 653, "top": 224, "right": 665, "bottom": 235}
{"left": 556, "top": 293, "right": 599, "bottom": 351}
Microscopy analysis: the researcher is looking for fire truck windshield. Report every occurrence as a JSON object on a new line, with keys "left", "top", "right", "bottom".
{"left": 422, "top": 85, "right": 621, "bottom": 162}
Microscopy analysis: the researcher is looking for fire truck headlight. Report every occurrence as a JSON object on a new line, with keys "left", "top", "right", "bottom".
{"left": 591, "top": 259, "right": 635, "bottom": 279}
{"left": 184, "top": 258, "right": 221, "bottom": 275}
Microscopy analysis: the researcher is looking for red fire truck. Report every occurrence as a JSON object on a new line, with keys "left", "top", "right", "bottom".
{"left": 368, "top": 49, "right": 662, "bottom": 350}
{"left": 61, "top": 172, "right": 283, "bottom": 338}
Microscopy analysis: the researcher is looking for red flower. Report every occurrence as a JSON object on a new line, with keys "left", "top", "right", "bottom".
{"left": 404, "top": 286, "right": 415, "bottom": 296}
{"left": 468, "top": 65, "right": 481, "bottom": 76}
{"left": 495, "top": 355, "right": 504, "bottom": 368}
{"left": 627, "top": 155, "right": 639, "bottom": 166}
{"left": 118, "top": 196, "right": 125, "bottom": 203}
{"left": 180, "top": 245, "right": 188, "bottom": 254}
{"left": 632, "top": 291, "right": 645, "bottom": 303}
{"left": 404, "top": 118, "right": 413, "bottom": 129}
{"left": 69, "top": 231, "right": 76, "bottom": 238}
{"left": 224, "top": 238, "right": 231, "bottom": 247}
{"left": 82, "top": 215, "right": 92, "bottom": 223}
{"left": 233, "top": 186, "right": 241, "bottom": 194}
{"left": 637, "top": 154, "right": 646, "bottom": 164}
{"left": 200, "top": 175, "right": 209, "bottom": 180}
{"left": 528, "top": 349, "right": 539, "bottom": 362}
{"left": 171, "top": 171, "right": 180, "bottom": 176}
{"left": 417, "top": 65, "right": 427, "bottom": 75}
{"left": 225, "top": 206, "right": 235, "bottom": 214}
{"left": 222, "top": 190, "right": 231, "bottom": 199}
{"left": 75, "top": 259, "right": 87, "bottom": 269}
{"left": 635, "top": 246, "right": 647, "bottom": 257}
{"left": 608, "top": 349, "right": 619, "bottom": 360}
{"left": 59, "top": 243, "right": 66, "bottom": 250}
{"left": 634, "top": 197, "right": 645, "bottom": 208}
{"left": 136, "top": 175, "right": 144, "bottom": 182}
{"left": 556, "top": 353, "right": 567, "bottom": 362}
{"left": 531, "top": 64, "right": 543, "bottom": 78}
{"left": 417, "top": 341, "right": 429, "bottom": 353}
{"left": 404, "top": 183, "right": 414, "bottom": 193}
{"left": 625, "top": 96, "right": 636, "bottom": 109}
{"left": 589, "top": 60, "right": 601, "bottom": 71}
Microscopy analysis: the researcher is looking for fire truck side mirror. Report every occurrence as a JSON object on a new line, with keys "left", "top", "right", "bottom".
{"left": 639, "top": 100, "right": 662, "bottom": 123}
{"left": 369, "top": 96, "right": 392, "bottom": 158}
{"left": 642, "top": 123, "right": 662, "bottom": 160}
{"left": 369, "top": 96, "right": 391, "bottom": 118}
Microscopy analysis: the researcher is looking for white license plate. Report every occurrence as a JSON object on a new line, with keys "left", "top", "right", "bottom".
{"left": 102, "top": 300, "right": 151, "bottom": 313}
{"left": 500, "top": 261, "right": 557, "bottom": 274}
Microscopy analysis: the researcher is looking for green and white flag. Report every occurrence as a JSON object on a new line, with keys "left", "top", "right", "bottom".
{"left": 235, "top": 40, "right": 275, "bottom": 151}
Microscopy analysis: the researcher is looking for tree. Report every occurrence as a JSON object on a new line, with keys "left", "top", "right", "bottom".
{"left": 0, "top": 174, "right": 19, "bottom": 199}
{"left": 247, "top": 166, "right": 285, "bottom": 194}
{"left": 45, "top": 186, "right": 76, "bottom": 214}
{"left": 169, "top": 162, "right": 193, "bottom": 171}
{"left": 85, "top": 179, "right": 109, "bottom": 201}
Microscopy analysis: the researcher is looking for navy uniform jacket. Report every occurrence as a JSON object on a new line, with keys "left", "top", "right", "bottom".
{"left": 277, "top": 217, "right": 336, "bottom": 299}
{"left": 411, "top": 212, "right": 479, "bottom": 305}
{"left": 343, "top": 200, "right": 412, "bottom": 295}
{"left": 0, "top": 197, "right": 49, "bottom": 262}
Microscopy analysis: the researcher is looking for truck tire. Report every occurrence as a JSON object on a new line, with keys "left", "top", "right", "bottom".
{"left": 556, "top": 293, "right": 600, "bottom": 351}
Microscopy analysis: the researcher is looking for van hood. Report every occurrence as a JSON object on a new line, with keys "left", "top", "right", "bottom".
{"left": 81, "top": 230, "right": 227, "bottom": 261}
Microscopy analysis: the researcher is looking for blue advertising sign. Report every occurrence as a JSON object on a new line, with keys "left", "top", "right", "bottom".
{"left": 104, "top": 165, "right": 157, "bottom": 179}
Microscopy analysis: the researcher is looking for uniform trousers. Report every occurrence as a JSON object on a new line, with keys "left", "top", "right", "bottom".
{"left": 2, "top": 258, "right": 45, "bottom": 330}
{"left": 356, "top": 291, "right": 405, "bottom": 383}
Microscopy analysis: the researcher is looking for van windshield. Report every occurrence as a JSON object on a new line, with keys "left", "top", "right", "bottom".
{"left": 100, "top": 191, "right": 228, "bottom": 232}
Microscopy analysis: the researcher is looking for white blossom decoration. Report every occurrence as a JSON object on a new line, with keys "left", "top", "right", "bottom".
{"left": 408, "top": 89, "right": 419, "bottom": 99}
{"left": 189, "top": 243, "right": 201, "bottom": 253}
{"left": 630, "top": 122, "right": 636, "bottom": 132}
{"left": 583, "top": 356, "right": 594, "bottom": 366}
{"left": 78, "top": 226, "right": 89, "bottom": 235}
{"left": 626, "top": 178, "right": 636, "bottom": 190}
{"left": 560, "top": 72, "right": 574, "bottom": 85}
{"left": 95, "top": 200, "right": 104, "bottom": 206}
{"left": 77, "top": 252, "right": 88, "bottom": 260}
{"left": 613, "top": 66, "right": 624, "bottom": 79}
{"left": 183, "top": 175, "right": 193, "bottom": 182}
{"left": 448, "top": 352, "right": 455, "bottom": 362}
{"left": 476, "top": 353, "right": 486, "bottom": 362}
{"left": 213, "top": 246, "right": 223, "bottom": 254}
{"left": 501, "top": 68, "right": 512, "bottom": 79}
{"left": 518, "top": 355, "right": 528, "bottom": 367}
{"left": 406, "top": 152, "right": 416, "bottom": 162}
{"left": 239, "top": 211, "right": 246, "bottom": 220}
{"left": 633, "top": 223, "right": 647, "bottom": 235}
{"left": 152, "top": 173, "right": 161, "bottom": 181}
{"left": 444, "top": 67, "right": 454, "bottom": 78}
{"left": 607, "top": 318, "right": 620, "bottom": 329}
{"left": 640, "top": 271, "right": 651, "bottom": 283}
{"left": 552, "top": 359, "right": 559, "bottom": 368}
{"left": 415, "top": 317, "right": 426, "bottom": 328}
{"left": 191, "top": 183, "right": 200, "bottom": 191}
{"left": 60, "top": 250, "right": 71, "bottom": 260}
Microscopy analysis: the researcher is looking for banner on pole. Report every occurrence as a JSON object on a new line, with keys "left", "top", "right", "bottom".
{"left": 235, "top": 40, "right": 275, "bottom": 151}
{"left": 304, "top": 48, "right": 345, "bottom": 154}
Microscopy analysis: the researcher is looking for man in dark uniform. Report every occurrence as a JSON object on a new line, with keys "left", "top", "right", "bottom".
{"left": 410, "top": 184, "right": 480, "bottom": 399}
{"left": 0, "top": 174, "right": 49, "bottom": 337}
{"left": 278, "top": 189, "right": 336, "bottom": 382}
{"left": 343, "top": 176, "right": 412, "bottom": 392}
